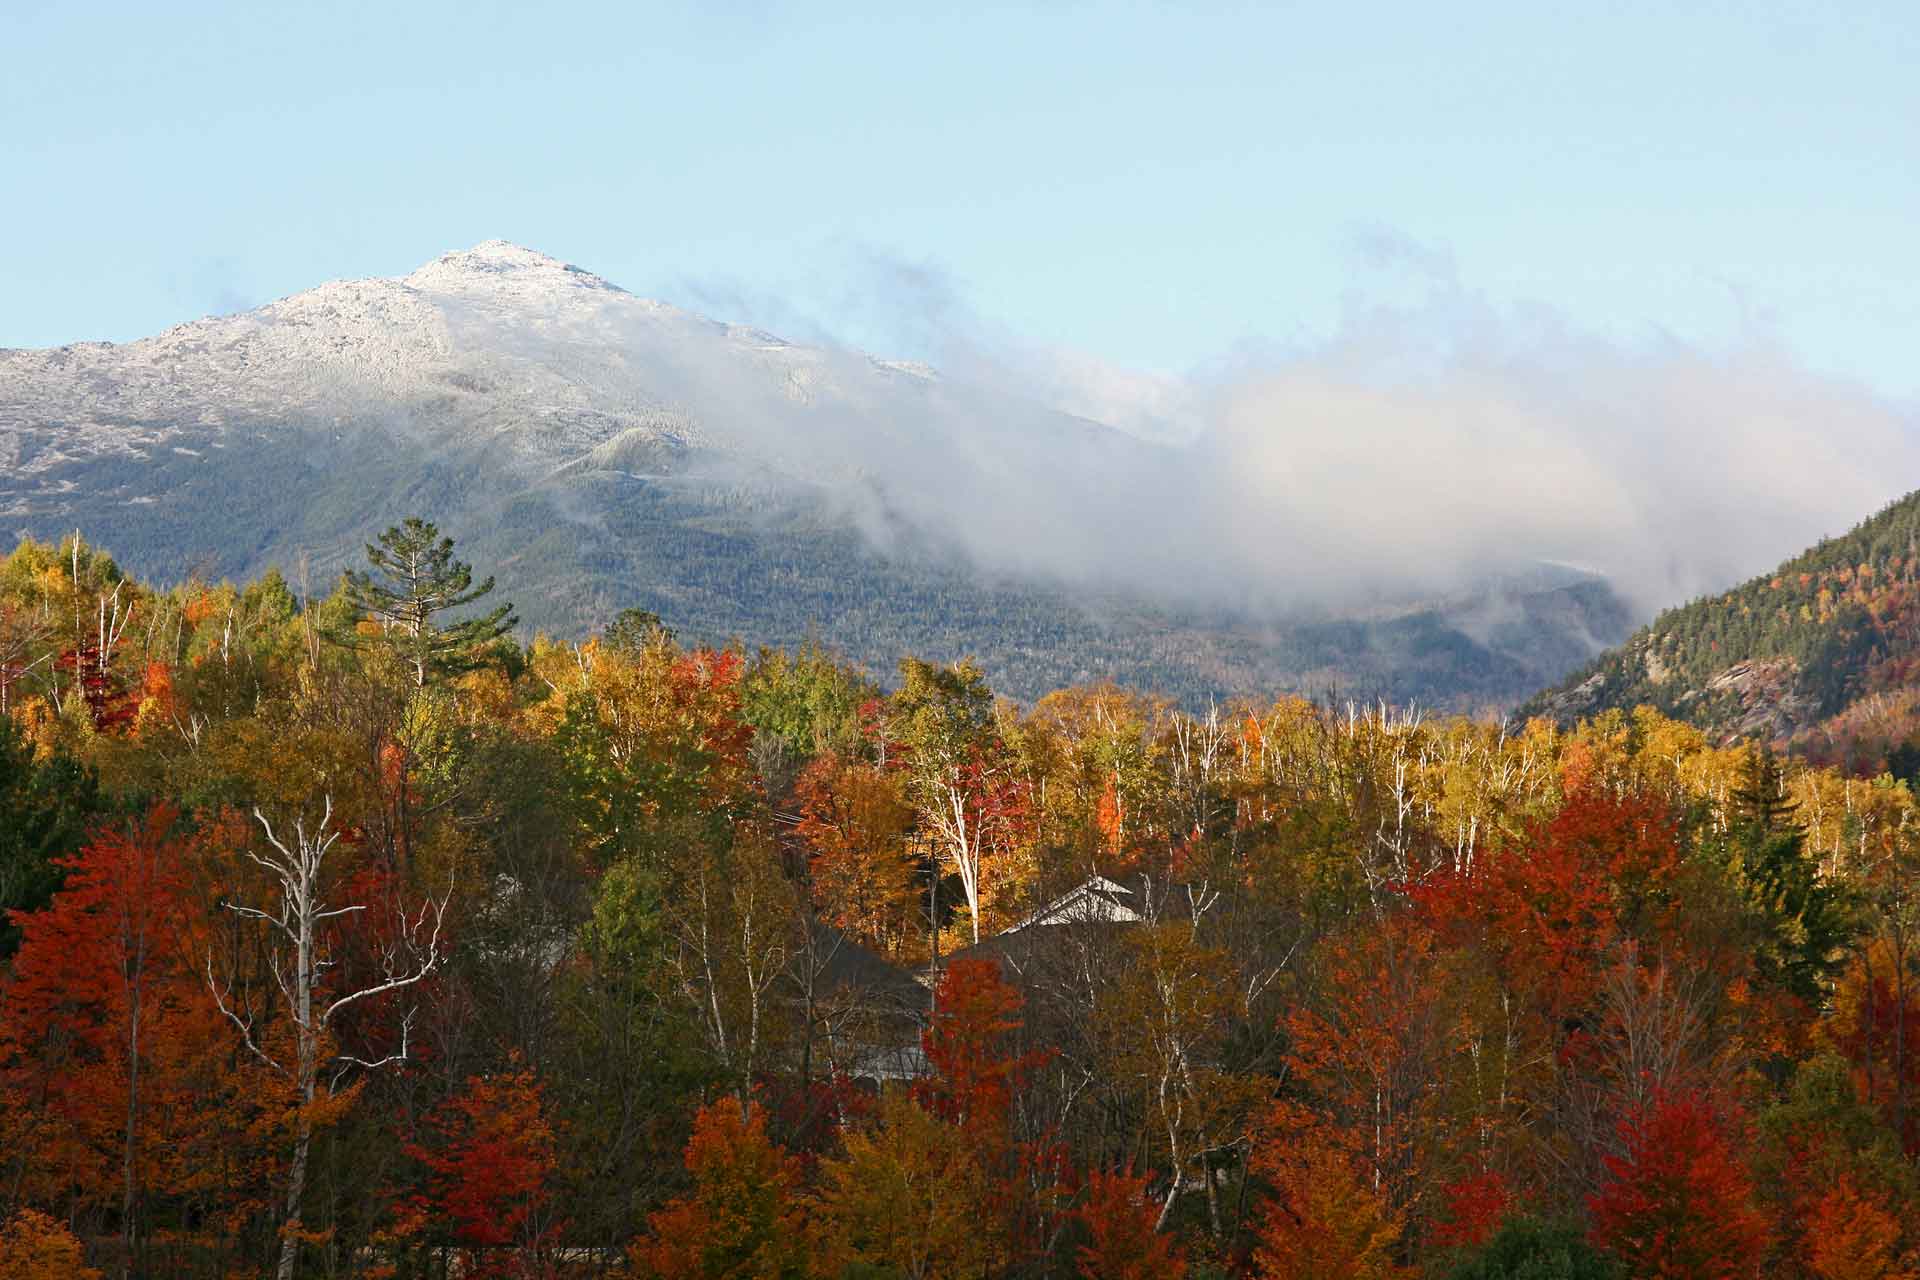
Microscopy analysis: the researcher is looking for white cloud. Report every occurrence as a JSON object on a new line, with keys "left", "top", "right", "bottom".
{"left": 735, "top": 248, "right": 1920, "bottom": 618}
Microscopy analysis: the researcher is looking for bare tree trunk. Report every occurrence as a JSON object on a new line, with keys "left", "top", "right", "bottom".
{"left": 277, "top": 863, "right": 319, "bottom": 1280}
{"left": 277, "top": 1072, "right": 314, "bottom": 1280}
{"left": 944, "top": 782, "right": 982, "bottom": 944}
{"left": 1204, "top": 1158, "right": 1221, "bottom": 1238}
{"left": 205, "top": 797, "right": 447, "bottom": 1280}
{"left": 121, "top": 972, "right": 140, "bottom": 1277}
{"left": 1156, "top": 1066, "right": 1183, "bottom": 1231}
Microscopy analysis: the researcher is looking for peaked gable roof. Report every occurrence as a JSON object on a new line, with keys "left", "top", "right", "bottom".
{"left": 1003, "top": 875, "right": 1144, "bottom": 932}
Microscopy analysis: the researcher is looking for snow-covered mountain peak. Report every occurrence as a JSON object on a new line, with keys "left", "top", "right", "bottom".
{"left": 0, "top": 239, "right": 1139, "bottom": 505}
{"left": 402, "top": 240, "right": 625, "bottom": 300}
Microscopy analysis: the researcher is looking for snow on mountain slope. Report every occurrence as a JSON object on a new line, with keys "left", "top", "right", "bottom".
{"left": 0, "top": 242, "right": 1632, "bottom": 707}
{"left": 6, "top": 243, "right": 874, "bottom": 471}
{"left": 2, "top": 241, "right": 1188, "bottom": 610}
{"left": 3, "top": 240, "right": 1152, "bottom": 530}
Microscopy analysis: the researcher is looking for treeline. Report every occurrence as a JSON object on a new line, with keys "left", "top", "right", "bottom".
{"left": 20, "top": 428, "right": 1606, "bottom": 713}
{"left": 0, "top": 522, "right": 1917, "bottom": 1279}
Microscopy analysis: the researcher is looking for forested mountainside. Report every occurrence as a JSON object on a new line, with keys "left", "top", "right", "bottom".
{"left": 0, "top": 241, "right": 1631, "bottom": 709}
{"left": 1522, "top": 488, "right": 1920, "bottom": 766}
{"left": 1, "top": 521, "right": 1915, "bottom": 1278}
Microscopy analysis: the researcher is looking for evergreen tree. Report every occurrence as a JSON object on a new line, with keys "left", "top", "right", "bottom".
{"left": 1886, "top": 738, "right": 1920, "bottom": 790}
{"left": 601, "top": 606, "right": 674, "bottom": 653}
{"left": 329, "top": 518, "right": 516, "bottom": 687}
{"left": 1732, "top": 749, "right": 1800, "bottom": 831}
{"left": 1441, "top": 1218, "right": 1617, "bottom": 1280}
{"left": 1729, "top": 749, "right": 1855, "bottom": 1002}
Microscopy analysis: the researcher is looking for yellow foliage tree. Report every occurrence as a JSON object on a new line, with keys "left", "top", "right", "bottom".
{"left": 811, "top": 1089, "right": 1002, "bottom": 1280}
{"left": 0, "top": 1209, "right": 102, "bottom": 1280}
{"left": 1253, "top": 1115, "right": 1407, "bottom": 1280}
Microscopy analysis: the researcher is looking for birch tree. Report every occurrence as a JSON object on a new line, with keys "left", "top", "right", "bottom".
{"left": 205, "top": 796, "right": 448, "bottom": 1280}
{"left": 0, "top": 595, "right": 53, "bottom": 718}
{"left": 659, "top": 820, "right": 795, "bottom": 1110}
{"left": 892, "top": 658, "right": 1027, "bottom": 943}
{"left": 1097, "top": 924, "right": 1253, "bottom": 1233}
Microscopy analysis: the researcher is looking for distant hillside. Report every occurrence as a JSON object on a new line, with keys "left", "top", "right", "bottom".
{"left": 2, "top": 241, "right": 1633, "bottom": 708}
{"left": 1521, "top": 490, "right": 1920, "bottom": 760}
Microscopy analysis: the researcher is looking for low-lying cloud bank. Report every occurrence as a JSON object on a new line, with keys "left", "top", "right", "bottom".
{"left": 1189, "top": 320, "right": 1918, "bottom": 615}
{"left": 679, "top": 249, "right": 1920, "bottom": 622}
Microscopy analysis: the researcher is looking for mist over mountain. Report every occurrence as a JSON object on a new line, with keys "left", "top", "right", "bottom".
{"left": 681, "top": 234, "right": 1920, "bottom": 617}
{"left": 5, "top": 240, "right": 1904, "bottom": 706}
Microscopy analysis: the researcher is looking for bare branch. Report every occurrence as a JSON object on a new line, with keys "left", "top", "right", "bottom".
{"left": 204, "top": 955, "right": 288, "bottom": 1077}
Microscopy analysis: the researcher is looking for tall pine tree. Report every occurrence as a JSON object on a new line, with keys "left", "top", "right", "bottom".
{"left": 330, "top": 518, "right": 516, "bottom": 687}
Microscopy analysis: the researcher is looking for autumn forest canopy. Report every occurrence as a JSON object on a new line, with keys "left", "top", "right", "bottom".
{"left": 5, "top": 519, "right": 1920, "bottom": 1280}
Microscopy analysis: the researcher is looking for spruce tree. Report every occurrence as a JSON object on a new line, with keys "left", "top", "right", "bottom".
{"left": 1730, "top": 748, "right": 1854, "bottom": 1001}
{"left": 1732, "top": 747, "right": 1800, "bottom": 831}
{"left": 602, "top": 606, "right": 674, "bottom": 654}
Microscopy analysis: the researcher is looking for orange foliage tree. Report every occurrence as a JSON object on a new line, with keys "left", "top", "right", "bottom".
{"left": 1278, "top": 916, "right": 1465, "bottom": 1243}
{"left": 1252, "top": 1109, "right": 1407, "bottom": 1280}
{"left": 811, "top": 1087, "right": 1002, "bottom": 1280}
{"left": 631, "top": 1099, "right": 808, "bottom": 1280}
{"left": 1803, "top": 1171, "right": 1916, "bottom": 1280}
{"left": 794, "top": 752, "right": 918, "bottom": 958}
{"left": 1075, "top": 1164, "right": 1188, "bottom": 1280}
{"left": 0, "top": 1208, "right": 102, "bottom": 1280}
{"left": 0, "top": 804, "right": 232, "bottom": 1261}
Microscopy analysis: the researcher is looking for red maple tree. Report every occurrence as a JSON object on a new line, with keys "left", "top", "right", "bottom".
{"left": 1432, "top": 1169, "right": 1512, "bottom": 1252}
{"left": 1075, "top": 1164, "right": 1187, "bottom": 1280}
{"left": 916, "top": 956, "right": 1049, "bottom": 1139}
{"left": 1415, "top": 785, "right": 1686, "bottom": 1026}
{"left": 1588, "top": 1089, "right": 1767, "bottom": 1280}
{"left": 408, "top": 1059, "right": 561, "bottom": 1263}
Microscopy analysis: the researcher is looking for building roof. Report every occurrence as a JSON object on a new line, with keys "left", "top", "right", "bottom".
{"left": 791, "top": 920, "right": 928, "bottom": 1013}
{"left": 1004, "top": 874, "right": 1144, "bottom": 932}
{"left": 1003, "top": 872, "right": 1204, "bottom": 933}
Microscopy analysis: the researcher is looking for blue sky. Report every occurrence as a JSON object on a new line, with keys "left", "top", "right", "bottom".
{"left": 4, "top": 0, "right": 1917, "bottom": 397}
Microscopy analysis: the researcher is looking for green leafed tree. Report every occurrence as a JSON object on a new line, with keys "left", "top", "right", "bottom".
{"left": 330, "top": 518, "right": 517, "bottom": 687}
{"left": 0, "top": 715, "right": 104, "bottom": 957}
{"left": 1440, "top": 1217, "right": 1618, "bottom": 1280}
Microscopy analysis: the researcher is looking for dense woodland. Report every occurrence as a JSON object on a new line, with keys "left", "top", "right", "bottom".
{"left": 1526, "top": 489, "right": 1920, "bottom": 764}
{"left": 1, "top": 521, "right": 1918, "bottom": 1279}
{"left": 13, "top": 421, "right": 1625, "bottom": 712}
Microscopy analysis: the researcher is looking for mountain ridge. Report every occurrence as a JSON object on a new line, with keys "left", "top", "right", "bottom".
{"left": 1520, "top": 488, "right": 1920, "bottom": 764}
{"left": 2, "top": 241, "right": 1634, "bottom": 707}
